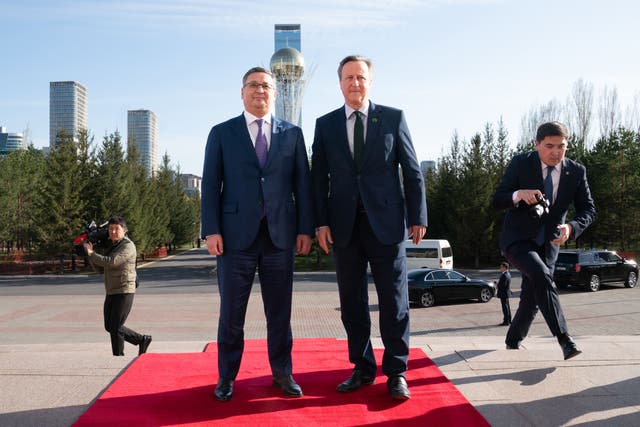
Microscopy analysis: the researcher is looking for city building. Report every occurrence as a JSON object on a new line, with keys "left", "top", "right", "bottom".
{"left": 274, "top": 24, "right": 301, "bottom": 52}
{"left": 420, "top": 160, "right": 436, "bottom": 175}
{"left": 49, "top": 81, "right": 88, "bottom": 147}
{"left": 180, "top": 173, "right": 201, "bottom": 198}
{"left": 0, "top": 126, "right": 24, "bottom": 155}
{"left": 127, "top": 109, "right": 158, "bottom": 176}
{"left": 271, "top": 24, "right": 313, "bottom": 126}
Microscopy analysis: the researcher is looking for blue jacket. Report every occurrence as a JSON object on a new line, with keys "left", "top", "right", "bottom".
{"left": 311, "top": 101, "right": 427, "bottom": 246}
{"left": 201, "top": 114, "right": 314, "bottom": 250}
{"left": 493, "top": 151, "right": 595, "bottom": 261}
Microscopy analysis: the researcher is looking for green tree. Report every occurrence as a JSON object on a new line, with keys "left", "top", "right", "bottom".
{"left": 0, "top": 147, "right": 46, "bottom": 252}
{"left": 34, "top": 131, "right": 91, "bottom": 256}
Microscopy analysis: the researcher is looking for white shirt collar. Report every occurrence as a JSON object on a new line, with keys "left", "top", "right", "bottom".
{"left": 344, "top": 100, "right": 370, "bottom": 119}
{"left": 244, "top": 111, "right": 271, "bottom": 126}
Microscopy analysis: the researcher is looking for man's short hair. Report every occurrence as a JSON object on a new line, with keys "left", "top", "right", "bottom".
{"left": 242, "top": 66, "right": 274, "bottom": 85}
{"left": 337, "top": 55, "right": 373, "bottom": 79}
{"left": 108, "top": 216, "right": 127, "bottom": 229}
{"left": 536, "top": 121, "right": 569, "bottom": 142}
{"left": 501, "top": 261, "right": 510, "bottom": 269}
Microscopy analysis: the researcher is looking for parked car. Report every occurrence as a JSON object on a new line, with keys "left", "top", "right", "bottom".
{"left": 407, "top": 268, "right": 495, "bottom": 307}
{"left": 554, "top": 249, "right": 638, "bottom": 292}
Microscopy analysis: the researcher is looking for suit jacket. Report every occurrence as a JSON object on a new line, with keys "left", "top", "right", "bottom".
{"left": 492, "top": 151, "right": 595, "bottom": 263}
{"left": 496, "top": 271, "right": 511, "bottom": 299}
{"left": 311, "top": 101, "right": 427, "bottom": 246}
{"left": 201, "top": 113, "right": 314, "bottom": 251}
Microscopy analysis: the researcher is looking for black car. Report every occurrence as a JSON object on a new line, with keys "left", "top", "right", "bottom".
{"left": 407, "top": 268, "right": 496, "bottom": 307}
{"left": 554, "top": 249, "right": 638, "bottom": 292}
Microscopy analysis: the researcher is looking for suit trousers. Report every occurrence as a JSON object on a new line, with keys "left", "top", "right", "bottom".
{"left": 500, "top": 297, "right": 512, "bottom": 324}
{"left": 333, "top": 211, "right": 410, "bottom": 378}
{"left": 216, "top": 220, "right": 294, "bottom": 380}
{"left": 504, "top": 241, "right": 569, "bottom": 346}
{"left": 103, "top": 293, "right": 143, "bottom": 356}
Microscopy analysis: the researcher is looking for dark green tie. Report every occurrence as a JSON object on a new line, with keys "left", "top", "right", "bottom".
{"left": 354, "top": 111, "right": 364, "bottom": 170}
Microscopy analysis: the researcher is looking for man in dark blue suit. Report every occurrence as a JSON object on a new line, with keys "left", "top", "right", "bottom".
{"left": 493, "top": 121, "right": 595, "bottom": 360}
{"left": 201, "top": 67, "right": 314, "bottom": 401}
{"left": 311, "top": 55, "right": 427, "bottom": 401}
{"left": 496, "top": 261, "right": 512, "bottom": 326}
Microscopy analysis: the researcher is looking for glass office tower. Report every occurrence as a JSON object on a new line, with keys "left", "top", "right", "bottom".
{"left": 49, "top": 81, "right": 88, "bottom": 147}
{"left": 127, "top": 109, "right": 158, "bottom": 176}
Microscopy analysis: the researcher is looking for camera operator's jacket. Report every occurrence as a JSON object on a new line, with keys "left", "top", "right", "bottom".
{"left": 88, "top": 236, "right": 137, "bottom": 295}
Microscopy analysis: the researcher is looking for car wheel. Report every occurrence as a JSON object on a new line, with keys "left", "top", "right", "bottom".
{"left": 419, "top": 290, "right": 435, "bottom": 308}
{"left": 586, "top": 274, "right": 600, "bottom": 292}
{"left": 625, "top": 271, "right": 637, "bottom": 288}
{"left": 479, "top": 288, "right": 493, "bottom": 303}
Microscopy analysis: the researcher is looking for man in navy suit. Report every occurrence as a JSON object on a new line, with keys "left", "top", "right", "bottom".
{"left": 496, "top": 261, "right": 512, "bottom": 326}
{"left": 201, "top": 67, "right": 314, "bottom": 401}
{"left": 312, "top": 55, "right": 427, "bottom": 401}
{"left": 493, "top": 121, "right": 595, "bottom": 360}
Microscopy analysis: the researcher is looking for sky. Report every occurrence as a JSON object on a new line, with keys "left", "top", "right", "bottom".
{"left": 2, "top": 0, "right": 640, "bottom": 175}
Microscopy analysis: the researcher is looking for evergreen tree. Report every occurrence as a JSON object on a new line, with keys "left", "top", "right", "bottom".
{"left": 0, "top": 147, "right": 46, "bottom": 252}
{"left": 34, "top": 131, "right": 89, "bottom": 256}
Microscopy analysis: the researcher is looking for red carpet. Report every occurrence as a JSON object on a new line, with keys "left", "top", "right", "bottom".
{"left": 74, "top": 338, "right": 488, "bottom": 426}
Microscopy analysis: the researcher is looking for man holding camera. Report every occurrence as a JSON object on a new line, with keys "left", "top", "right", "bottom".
{"left": 492, "top": 121, "right": 595, "bottom": 360}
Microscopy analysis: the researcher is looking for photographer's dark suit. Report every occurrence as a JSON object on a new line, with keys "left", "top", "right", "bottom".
{"left": 493, "top": 151, "right": 595, "bottom": 347}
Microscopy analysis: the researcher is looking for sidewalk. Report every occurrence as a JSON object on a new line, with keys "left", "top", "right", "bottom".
{"left": 1, "top": 337, "right": 639, "bottom": 426}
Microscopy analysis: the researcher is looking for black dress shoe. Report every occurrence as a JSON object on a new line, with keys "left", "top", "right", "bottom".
{"left": 559, "top": 336, "right": 582, "bottom": 360}
{"left": 138, "top": 335, "right": 152, "bottom": 355}
{"left": 387, "top": 375, "right": 410, "bottom": 401}
{"left": 505, "top": 342, "right": 519, "bottom": 350}
{"left": 272, "top": 375, "right": 303, "bottom": 397}
{"left": 336, "top": 369, "right": 376, "bottom": 393}
{"left": 214, "top": 379, "right": 234, "bottom": 402}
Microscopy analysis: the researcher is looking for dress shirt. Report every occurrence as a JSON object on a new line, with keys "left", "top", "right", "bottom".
{"left": 244, "top": 111, "right": 272, "bottom": 150}
{"left": 344, "top": 101, "right": 369, "bottom": 157}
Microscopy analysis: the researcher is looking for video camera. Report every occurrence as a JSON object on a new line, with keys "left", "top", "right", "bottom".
{"left": 73, "top": 220, "right": 110, "bottom": 256}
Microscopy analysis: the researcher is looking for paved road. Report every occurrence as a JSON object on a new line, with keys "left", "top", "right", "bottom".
{"left": 2, "top": 248, "right": 639, "bottom": 339}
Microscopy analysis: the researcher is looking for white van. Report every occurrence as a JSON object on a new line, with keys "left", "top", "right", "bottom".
{"left": 405, "top": 239, "right": 453, "bottom": 270}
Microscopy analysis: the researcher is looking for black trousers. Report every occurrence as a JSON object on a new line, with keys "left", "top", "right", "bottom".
{"left": 216, "top": 220, "right": 295, "bottom": 380}
{"left": 104, "top": 293, "right": 143, "bottom": 356}
{"left": 333, "top": 212, "right": 409, "bottom": 378}
{"left": 504, "top": 241, "right": 568, "bottom": 346}
{"left": 500, "top": 297, "right": 512, "bottom": 324}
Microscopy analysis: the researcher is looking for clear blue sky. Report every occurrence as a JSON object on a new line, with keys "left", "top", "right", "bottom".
{"left": 2, "top": 0, "right": 639, "bottom": 175}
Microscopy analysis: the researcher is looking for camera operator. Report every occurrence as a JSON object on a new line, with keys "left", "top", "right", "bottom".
{"left": 492, "top": 121, "right": 595, "bottom": 360}
{"left": 84, "top": 216, "right": 152, "bottom": 356}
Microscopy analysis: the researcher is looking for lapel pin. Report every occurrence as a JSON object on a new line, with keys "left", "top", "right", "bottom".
{"left": 371, "top": 118, "right": 378, "bottom": 123}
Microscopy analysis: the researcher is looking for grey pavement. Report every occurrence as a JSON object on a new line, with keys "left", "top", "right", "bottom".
{"left": 1, "top": 249, "right": 639, "bottom": 426}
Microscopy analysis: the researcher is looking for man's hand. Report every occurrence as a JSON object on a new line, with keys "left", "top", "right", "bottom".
{"left": 83, "top": 241, "right": 94, "bottom": 256}
{"left": 408, "top": 225, "right": 427, "bottom": 244}
{"left": 551, "top": 223, "right": 573, "bottom": 245}
{"left": 206, "top": 234, "right": 224, "bottom": 256}
{"left": 296, "top": 235, "right": 312, "bottom": 255}
{"left": 316, "top": 226, "right": 333, "bottom": 254}
{"left": 517, "top": 189, "right": 544, "bottom": 205}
